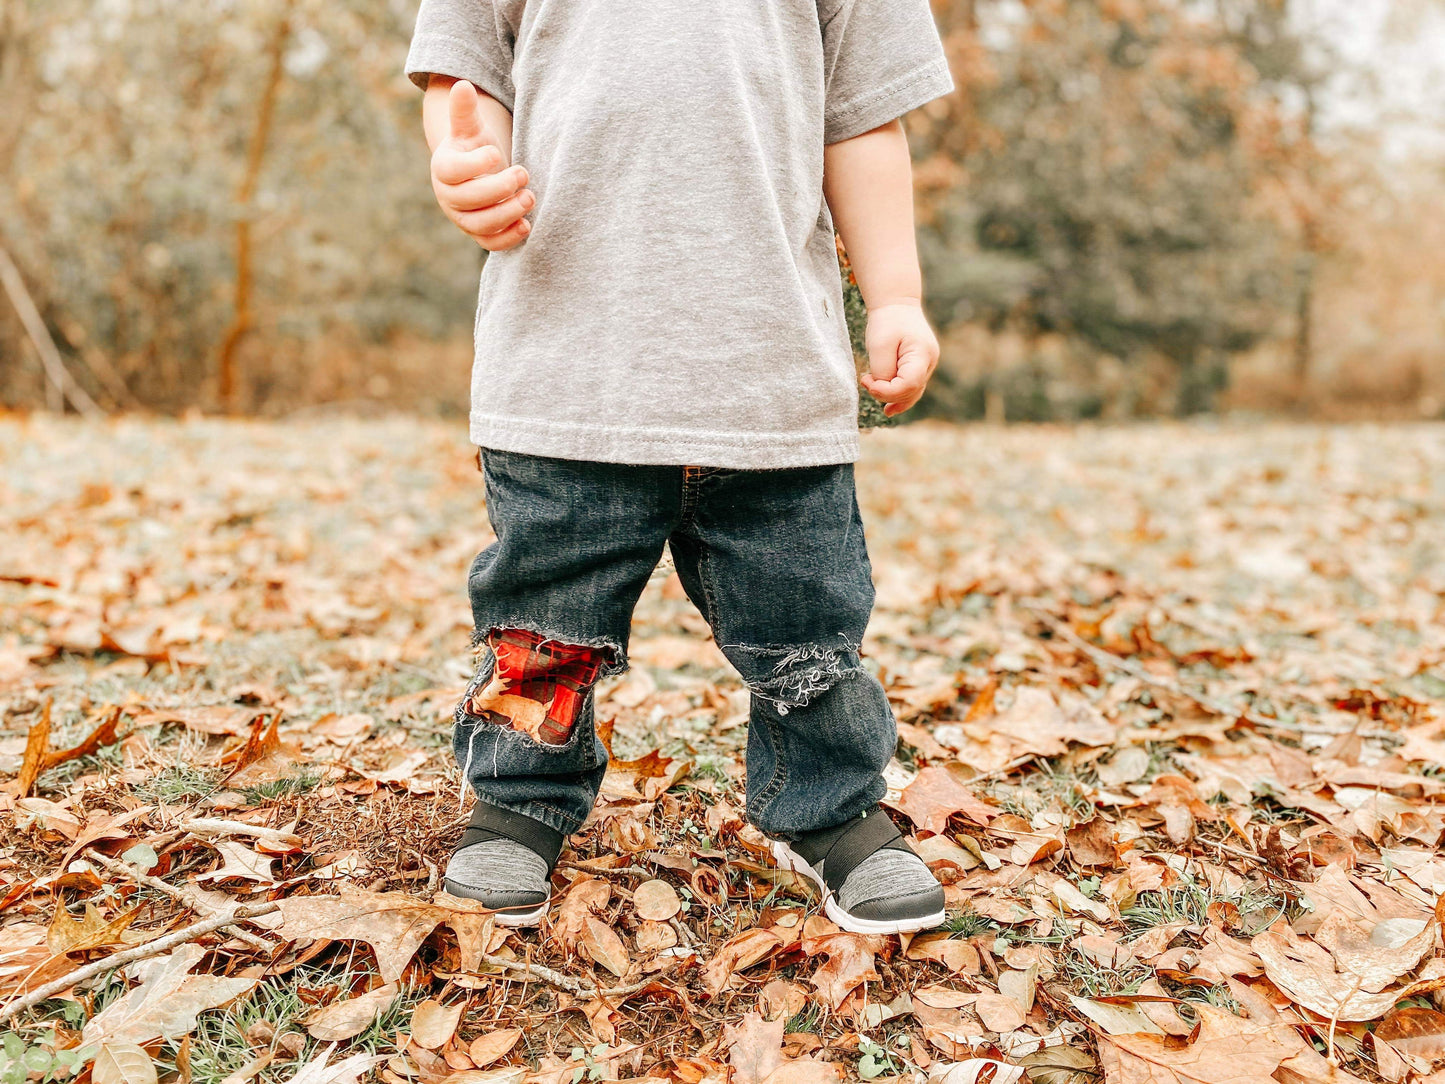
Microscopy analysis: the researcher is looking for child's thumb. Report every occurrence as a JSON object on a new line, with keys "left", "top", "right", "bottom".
{"left": 447, "top": 80, "right": 487, "bottom": 146}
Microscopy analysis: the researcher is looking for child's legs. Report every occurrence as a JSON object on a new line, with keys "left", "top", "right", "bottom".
{"left": 667, "top": 464, "right": 896, "bottom": 839}
{"left": 459, "top": 449, "right": 678, "bottom": 836}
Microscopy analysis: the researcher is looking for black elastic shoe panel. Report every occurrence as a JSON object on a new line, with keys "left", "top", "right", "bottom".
{"left": 789, "top": 809, "right": 910, "bottom": 894}
{"left": 458, "top": 801, "right": 566, "bottom": 870}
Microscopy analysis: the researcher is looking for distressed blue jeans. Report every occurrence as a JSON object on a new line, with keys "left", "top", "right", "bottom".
{"left": 455, "top": 449, "right": 897, "bottom": 840}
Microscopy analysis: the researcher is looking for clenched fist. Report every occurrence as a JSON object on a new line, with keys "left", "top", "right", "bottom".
{"left": 430, "top": 80, "right": 534, "bottom": 251}
{"left": 860, "top": 301, "right": 940, "bottom": 417}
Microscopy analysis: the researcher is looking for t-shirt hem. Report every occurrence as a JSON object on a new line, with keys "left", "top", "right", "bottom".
{"left": 405, "top": 33, "right": 516, "bottom": 111}
{"left": 469, "top": 414, "right": 861, "bottom": 469}
{"left": 824, "top": 57, "right": 955, "bottom": 144}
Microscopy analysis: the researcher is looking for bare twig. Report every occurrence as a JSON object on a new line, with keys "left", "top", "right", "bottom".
{"left": 668, "top": 917, "right": 698, "bottom": 951}
{"left": 1023, "top": 602, "right": 1386, "bottom": 739}
{"left": 477, "top": 952, "right": 649, "bottom": 1002}
{"left": 0, "top": 241, "right": 102, "bottom": 417}
{"left": 558, "top": 861, "right": 653, "bottom": 879}
{"left": 178, "top": 818, "right": 301, "bottom": 845}
{"left": 84, "top": 848, "right": 276, "bottom": 953}
{"left": 0, "top": 902, "right": 281, "bottom": 1024}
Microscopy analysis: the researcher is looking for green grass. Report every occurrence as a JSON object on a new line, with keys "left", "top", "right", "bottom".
{"left": 690, "top": 753, "right": 735, "bottom": 789}
{"left": 242, "top": 771, "right": 322, "bottom": 804}
{"left": 1122, "top": 873, "right": 1289, "bottom": 938}
{"left": 151, "top": 966, "right": 425, "bottom": 1084}
{"left": 133, "top": 763, "right": 221, "bottom": 804}
{"left": 784, "top": 1003, "right": 823, "bottom": 1035}
{"left": 941, "top": 909, "right": 996, "bottom": 938}
{"left": 1057, "top": 943, "right": 1153, "bottom": 998}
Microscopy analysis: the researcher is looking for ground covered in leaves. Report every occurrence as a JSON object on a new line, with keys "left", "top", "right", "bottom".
{"left": 2, "top": 416, "right": 1444, "bottom": 1084}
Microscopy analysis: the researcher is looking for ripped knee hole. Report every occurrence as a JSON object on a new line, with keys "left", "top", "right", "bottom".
{"left": 468, "top": 629, "right": 608, "bottom": 746}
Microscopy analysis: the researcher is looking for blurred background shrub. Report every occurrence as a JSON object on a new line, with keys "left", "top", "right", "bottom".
{"left": 1, "top": 0, "right": 1442, "bottom": 421}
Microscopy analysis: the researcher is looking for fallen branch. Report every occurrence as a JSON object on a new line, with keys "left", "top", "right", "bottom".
{"left": 1023, "top": 602, "right": 1385, "bottom": 739}
{"left": 0, "top": 902, "right": 281, "bottom": 1024}
{"left": 178, "top": 818, "right": 301, "bottom": 845}
{"left": 477, "top": 952, "right": 650, "bottom": 1003}
{"left": 84, "top": 848, "right": 277, "bottom": 953}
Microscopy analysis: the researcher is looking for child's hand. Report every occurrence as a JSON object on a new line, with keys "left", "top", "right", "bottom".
{"left": 431, "top": 80, "right": 534, "bottom": 251}
{"left": 860, "top": 302, "right": 940, "bottom": 417}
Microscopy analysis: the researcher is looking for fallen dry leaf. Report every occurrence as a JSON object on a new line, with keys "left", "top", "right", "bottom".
{"left": 580, "top": 915, "right": 631, "bottom": 978}
{"left": 1100, "top": 1003, "right": 1294, "bottom": 1084}
{"left": 274, "top": 888, "right": 448, "bottom": 983}
{"left": 802, "top": 931, "right": 879, "bottom": 1010}
{"left": 468, "top": 1029, "right": 523, "bottom": 1068}
{"left": 82, "top": 944, "right": 258, "bottom": 1047}
{"left": 1253, "top": 924, "right": 1413, "bottom": 1021}
{"left": 702, "top": 927, "right": 782, "bottom": 995}
{"left": 1374, "top": 1007, "right": 1445, "bottom": 1062}
{"left": 304, "top": 983, "right": 402, "bottom": 1041}
{"left": 92, "top": 1042, "right": 158, "bottom": 1084}
{"left": 930, "top": 1061, "right": 1025, "bottom": 1083}
{"left": 47, "top": 903, "right": 140, "bottom": 955}
{"left": 725, "top": 1012, "right": 784, "bottom": 1084}
{"left": 554, "top": 878, "right": 611, "bottom": 950}
{"left": 410, "top": 998, "right": 463, "bottom": 1050}
{"left": 633, "top": 879, "right": 681, "bottom": 921}
{"left": 1313, "top": 910, "right": 1435, "bottom": 992}
{"left": 288, "top": 1045, "right": 385, "bottom": 1084}
{"left": 889, "top": 764, "right": 996, "bottom": 834}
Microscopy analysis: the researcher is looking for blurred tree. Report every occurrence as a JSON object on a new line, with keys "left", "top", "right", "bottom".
{"left": 0, "top": 0, "right": 476, "bottom": 412}
{"left": 912, "top": 0, "right": 1322, "bottom": 415}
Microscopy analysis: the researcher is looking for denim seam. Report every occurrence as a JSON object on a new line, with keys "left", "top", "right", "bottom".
{"left": 679, "top": 467, "right": 701, "bottom": 532}
{"left": 750, "top": 710, "right": 790, "bottom": 831}
{"left": 696, "top": 542, "right": 723, "bottom": 632}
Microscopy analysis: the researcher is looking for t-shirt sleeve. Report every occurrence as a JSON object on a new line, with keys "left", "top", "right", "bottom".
{"left": 820, "top": 0, "right": 955, "bottom": 144}
{"left": 404, "top": 0, "right": 516, "bottom": 112}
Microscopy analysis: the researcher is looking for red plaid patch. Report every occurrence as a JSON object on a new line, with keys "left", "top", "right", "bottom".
{"left": 468, "top": 629, "right": 607, "bottom": 746}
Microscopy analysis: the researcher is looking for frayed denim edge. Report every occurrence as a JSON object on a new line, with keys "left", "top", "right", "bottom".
{"left": 722, "top": 634, "right": 866, "bottom": 715}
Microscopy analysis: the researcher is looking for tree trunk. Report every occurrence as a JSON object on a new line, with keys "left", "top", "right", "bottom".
{"left": 217, "top": 0, "right": 293, "bottom": 414}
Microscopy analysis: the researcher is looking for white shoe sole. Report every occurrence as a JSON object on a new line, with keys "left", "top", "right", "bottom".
{"left": 770, "top": 840, "right": 946, "bottom": 936}
{"left": 493, "top": 901, "right": 548, "bottom": 928}
{"left": 444, "top": 881, "right": 549, "bottom": 928}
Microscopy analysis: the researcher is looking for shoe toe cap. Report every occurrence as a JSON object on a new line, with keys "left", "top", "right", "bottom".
{"left": 442, "top": 879, "right": 548, "bottom": 910}
{"left": 846, "top": 883, "right": 946, "bottom": 922}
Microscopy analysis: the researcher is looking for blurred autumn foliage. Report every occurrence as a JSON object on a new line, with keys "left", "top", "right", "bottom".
{"left": 0, "top": 0, "right": 1441, "bottom": 419}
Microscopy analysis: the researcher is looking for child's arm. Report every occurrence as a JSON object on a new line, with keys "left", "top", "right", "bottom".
{"left": 824, "top": 119, "right": 940, "bottom": 417}
{"left": 424, "top": 77, "right": 534, "bottom": 251}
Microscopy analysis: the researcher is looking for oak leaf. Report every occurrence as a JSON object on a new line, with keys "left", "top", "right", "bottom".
{"left": 890, "top": 764, "right": 995, "bottom": 834}
{"left": 801, "top": 931, "right": 880, "bottom": 1010}
{"left": 553, "top": 878, "right": 611, "bottom": 951}
{"left": 82, "top": 944, "right": 257, "bottom": 1046}
{"left": 725, "top": 1012, "right": 785, "bottom": 1084}
{"left": 274, "top": 887, "right": 448, "bottom": 982}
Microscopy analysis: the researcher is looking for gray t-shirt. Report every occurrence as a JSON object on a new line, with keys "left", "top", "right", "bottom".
{"left": 407, "top": 0, "right": 953, "bottom": 468}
